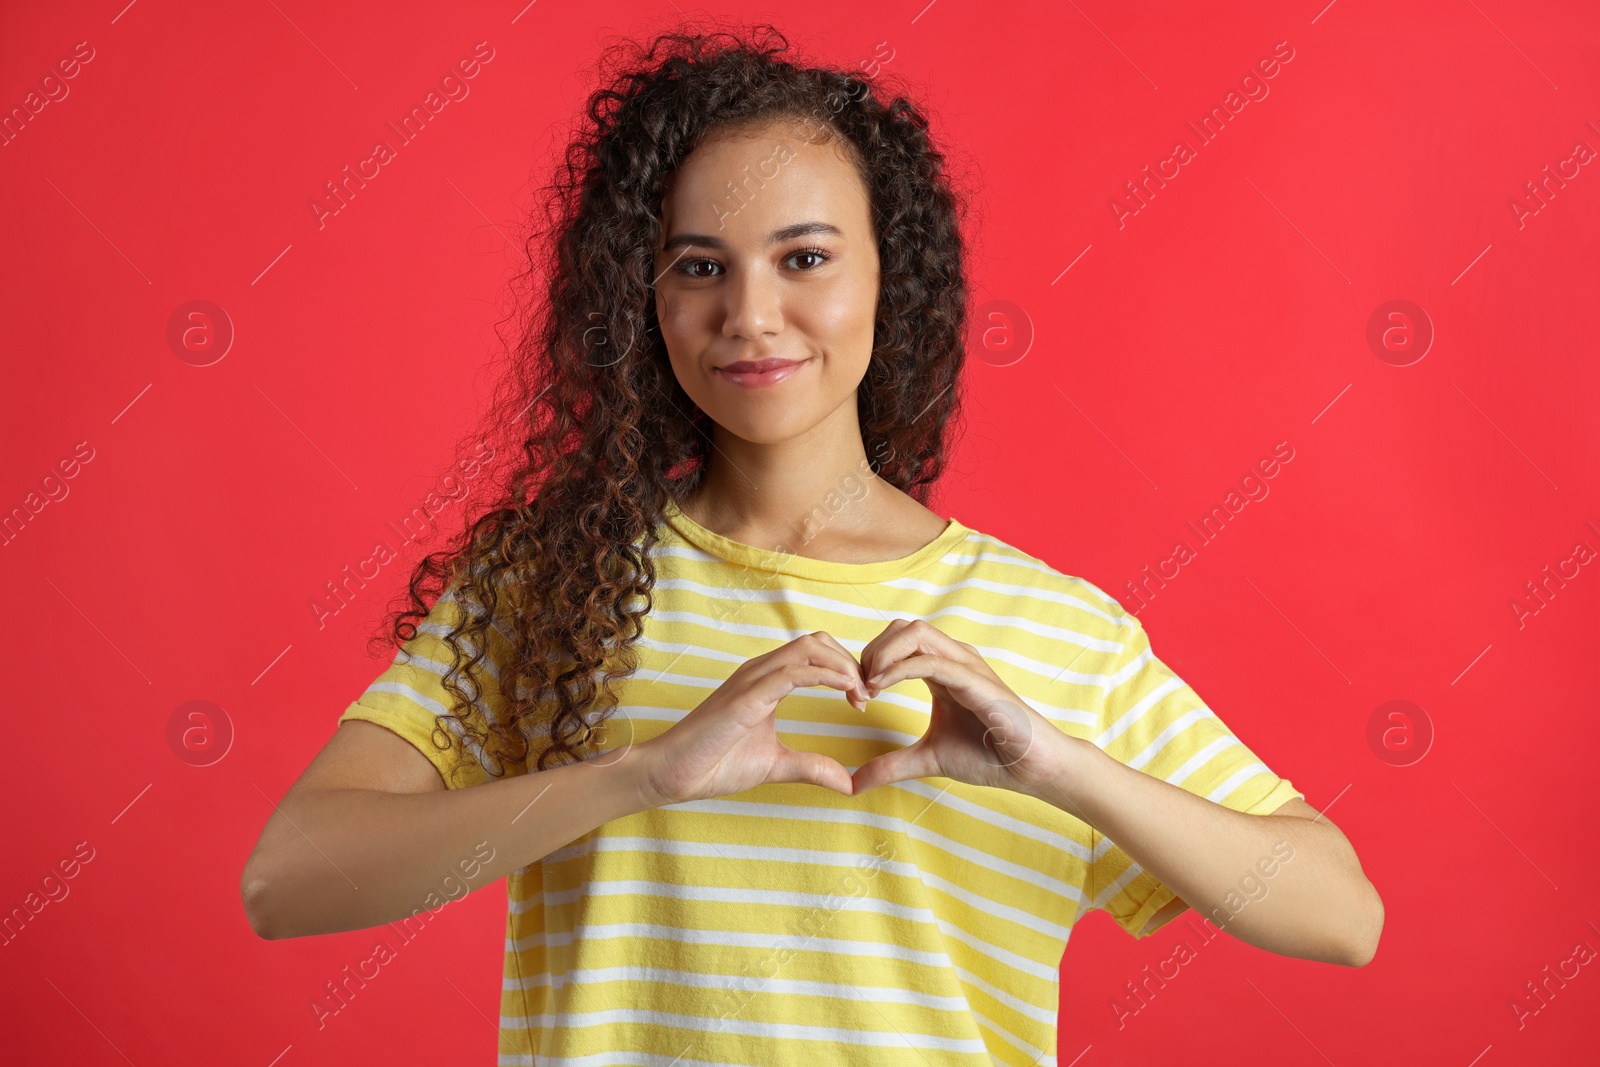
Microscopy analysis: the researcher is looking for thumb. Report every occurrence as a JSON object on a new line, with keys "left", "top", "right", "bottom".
{"left": 768, "top": 745, "right": 855, "bottom": 796}
{"left": 851, "top": 740, "right": 937, "bottom": 794}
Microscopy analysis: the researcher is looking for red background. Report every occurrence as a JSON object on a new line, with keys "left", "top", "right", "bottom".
{"left": 3, "top": 0, "right": 1597, "bottom": 1063}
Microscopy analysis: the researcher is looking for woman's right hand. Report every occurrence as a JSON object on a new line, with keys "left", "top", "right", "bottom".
{"left": 636, "top": 631, "right": 872, "bottom": 806}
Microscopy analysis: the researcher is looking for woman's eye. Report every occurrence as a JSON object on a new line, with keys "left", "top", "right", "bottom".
{"left": 679, "top": 258, "right": 721, "bottom": 279}
{"left": 786, "top": 247, "right": 831, "bottom": 270}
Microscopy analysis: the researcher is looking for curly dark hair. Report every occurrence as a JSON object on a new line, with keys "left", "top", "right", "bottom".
{"left": 375, "top": 21, "right": 976, "bottom": 778}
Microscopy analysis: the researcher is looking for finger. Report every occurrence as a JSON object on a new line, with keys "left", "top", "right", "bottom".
{"left": 768, "top": 745, "right": 855, "bottom": 796}
{"left": 748, "top": 664, "right": 863, "bottom": 717}
{"left": 866, "top": 652, "right": 976, "bottom": 698}
{"left": 856, "top": 618, "right": 915, "bottom": 689}
{"left": 862, "top": 620, "right": 970, "bottom": 690}
{"left": 851, "top": 740, "right": 939, "bottom": 794}
{"left": 760, "top": 633, "right": 851, "bottom": 675}
{"left": 803, "top": 629, "right": 863, "bottom": 674}
{"left": 801, "top": 630, "right": 874, "bottom": 708}
{"left": 773, "top": 632, "right": 871, "bottom": 710}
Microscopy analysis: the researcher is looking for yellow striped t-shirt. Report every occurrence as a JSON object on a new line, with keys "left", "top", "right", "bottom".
{"left": 337, "top": 497, "right": 1303, "bottom": 1066}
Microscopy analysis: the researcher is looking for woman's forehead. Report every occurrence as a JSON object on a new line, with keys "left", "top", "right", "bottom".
{"left": 660, "top": 131, "right": 870, "bottom": 239}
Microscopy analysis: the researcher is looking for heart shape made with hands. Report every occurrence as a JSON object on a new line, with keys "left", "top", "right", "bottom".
{"left": 844, "top": 618, "right": 1072, "bottom": 799}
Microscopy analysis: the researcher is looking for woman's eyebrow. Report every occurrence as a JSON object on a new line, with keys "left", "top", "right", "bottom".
{"left": 660, "top": 221, "right": 843, "bottom": 253}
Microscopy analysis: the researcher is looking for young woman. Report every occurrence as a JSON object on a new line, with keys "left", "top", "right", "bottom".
{"left": 242, "top": 25, "right": 1381, "bottom": 1066}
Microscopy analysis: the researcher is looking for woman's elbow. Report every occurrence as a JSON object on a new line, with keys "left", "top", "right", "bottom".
{"left": 241, "top": 857, "right": 289, "bottom": 941}
{"left": 1341, "top": 881, "right": 1384, "bottom": 967}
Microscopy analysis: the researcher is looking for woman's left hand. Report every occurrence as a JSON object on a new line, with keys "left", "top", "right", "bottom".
{"left": 850, "top": 619, "right": 1072, "bottom": 799}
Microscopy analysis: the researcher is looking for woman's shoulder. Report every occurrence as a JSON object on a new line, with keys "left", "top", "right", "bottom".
{"left": 947, "top": 516, "right": 1133, "bottom": 623}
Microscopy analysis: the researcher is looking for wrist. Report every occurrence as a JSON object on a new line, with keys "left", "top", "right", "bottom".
{"left": 622, "top": 737, "right": 675, "bottom": 812}
{"left": 1024, "top": 732, "right": 1104, "bottom": 814}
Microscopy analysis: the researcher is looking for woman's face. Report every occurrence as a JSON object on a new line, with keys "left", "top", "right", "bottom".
{"left": 652, "top": 120, "right": 880, "bottom": 446}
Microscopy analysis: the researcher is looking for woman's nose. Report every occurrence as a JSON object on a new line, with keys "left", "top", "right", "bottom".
{"left": 721, "top": 264, "right": 783, "bottom": 339}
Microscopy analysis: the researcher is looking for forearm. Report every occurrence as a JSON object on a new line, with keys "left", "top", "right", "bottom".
{"left": 244, "top": 745, "right": 658, "bottom": 940}
{"left": 1032, "top": 736, "right": 1380, "bottom": 965}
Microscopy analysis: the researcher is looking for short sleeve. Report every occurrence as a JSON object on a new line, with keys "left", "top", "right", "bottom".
{"left": 1084, "top": 608, "right": 1304, "bottom": 939}
{"left": 337, "top": 585, "right": 528, "bottom": 790}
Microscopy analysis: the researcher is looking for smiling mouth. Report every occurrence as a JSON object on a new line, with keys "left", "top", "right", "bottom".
{"left": 715, "top": 357, "right": 811, "bottom": 388}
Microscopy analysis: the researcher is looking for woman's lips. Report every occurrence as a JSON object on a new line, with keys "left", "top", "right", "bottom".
{"left": 715, "top": 357, "right": 811, "bottom": 388}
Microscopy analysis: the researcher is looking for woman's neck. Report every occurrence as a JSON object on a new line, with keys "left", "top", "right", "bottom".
{"left": 678, "top": 459, "right": 945, "bottom": 564}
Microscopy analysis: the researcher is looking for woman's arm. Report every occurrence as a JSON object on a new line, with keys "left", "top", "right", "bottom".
{"left": 245, "top": 629, "right": 875, "bottom": 940}
{"left": 1037, "top": 736, "right": 1383, "bottom": 966}
{"left": 844, "top": 617, "right": 1382, "bottom": 966}
{"left": 240, "top": 720, "right": 660, "bottom": 940}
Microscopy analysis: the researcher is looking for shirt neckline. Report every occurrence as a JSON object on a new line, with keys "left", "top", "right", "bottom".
{"left": 660, "top": 496, "right": 970, "bottom": 584}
